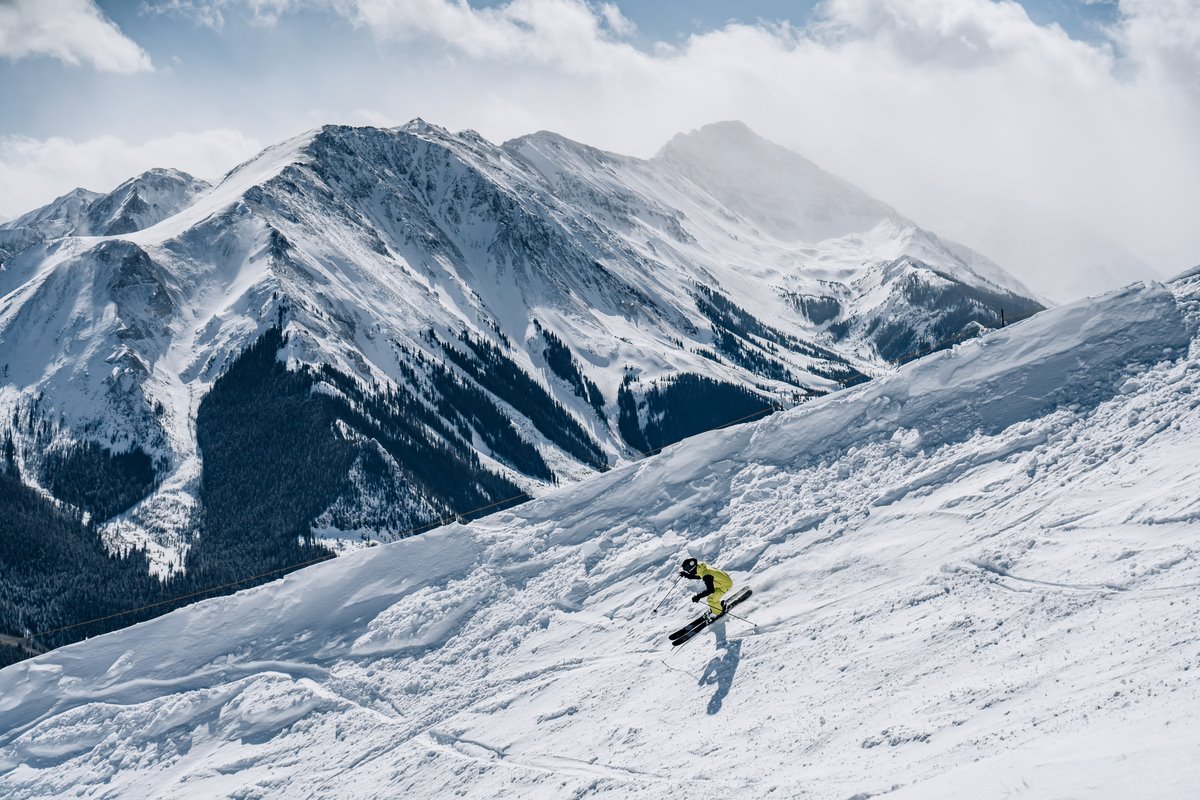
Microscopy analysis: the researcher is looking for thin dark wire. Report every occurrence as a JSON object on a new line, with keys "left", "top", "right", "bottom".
{"left": 24, "top": 311, "right": 1022, "bottom": 646}
{"left": 31, "top": 553, "right": 337, "bottom": 639}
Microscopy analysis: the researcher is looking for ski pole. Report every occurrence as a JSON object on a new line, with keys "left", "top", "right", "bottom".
{"left": 650, "top": 574, "right": 682, "bottom": 615}
{"left": 722, "top": 609, "right": 757, "bottom": 628}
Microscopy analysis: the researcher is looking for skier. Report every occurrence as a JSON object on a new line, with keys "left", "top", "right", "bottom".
{"left": 679, "top": 557, "right": 732, "bottom": 619}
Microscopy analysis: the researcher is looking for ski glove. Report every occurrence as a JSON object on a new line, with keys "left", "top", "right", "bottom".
{"left": 692, "top": 592, "right": 704, "bottom": 603}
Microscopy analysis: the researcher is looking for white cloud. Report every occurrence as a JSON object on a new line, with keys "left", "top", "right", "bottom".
{"left": 143, "top": 0, "right": 297, "bottom": 29}
{"left": 815, "top": 0, "right": 1116, "bottom": 75}
{"left": 598, "top": 3, "right": 634, "bottom": 37}
{"left": 143, "top": 0, "right": 230, "bottom": 29}
{"left": 1112, "top": 0, "right": 1200, "bottom": 93}
{"left": 338, "top": 0, "right": 642, "bottom": 72}
{"left": 0, "top": 0, "right": 153, "bottom": 72}
{"left": 0, "top": 129, "right": 262, "bottom": 217}
{"left": 152, "top": 0, "right": 641, "bottom": 68}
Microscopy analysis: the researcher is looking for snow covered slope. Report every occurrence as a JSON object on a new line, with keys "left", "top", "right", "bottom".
{"left": 1, "top": 275, "right": 1194, "bottom": 799}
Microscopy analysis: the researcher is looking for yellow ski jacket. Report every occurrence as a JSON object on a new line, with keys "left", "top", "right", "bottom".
{"left": 695, "top": 563, "right": 733, "bottom": 594}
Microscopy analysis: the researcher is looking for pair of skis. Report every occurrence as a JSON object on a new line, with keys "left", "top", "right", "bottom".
{"left": 668, "top": 587, "right": 753, "bottom": 646}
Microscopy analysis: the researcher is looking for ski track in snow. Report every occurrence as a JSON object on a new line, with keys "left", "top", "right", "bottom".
{"left": 1, "top": 279, "right": 1199, "bottom": 798}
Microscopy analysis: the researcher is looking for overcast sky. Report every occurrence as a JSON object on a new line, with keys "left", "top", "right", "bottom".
{"left": 2, "top": 0, "right": 1198, "bottom": 299}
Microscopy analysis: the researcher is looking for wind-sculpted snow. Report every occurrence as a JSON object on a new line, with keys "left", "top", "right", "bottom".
{"left": 1, "top": 280, "right": 1196, "bottom": 798}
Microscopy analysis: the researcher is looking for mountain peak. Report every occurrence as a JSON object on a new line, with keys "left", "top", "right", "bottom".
{"left": 654, "top": 121, "right": 905, "bottom": 244}
{"left": 63, "top": 186, "right": 105, "bottom": 201}
{"left": 398, "top": 117, "right": 450, "bottom": 137}
{"left": 670, "top": 118, "right": 760, "bottom": 141}
{"left": 136, "top": 166, "right": 199, "bottom": 183}
{"left": 657, "top": 119, "right": 806, "bottom": 165}
{"left": 0, "top": 187, "right": 103, "bottom": 234}
{"left": 107, "top": 167, "right": 207, "bottom": 197}
{"left": 82, "top": 167, "right": 211, "bottom": 237}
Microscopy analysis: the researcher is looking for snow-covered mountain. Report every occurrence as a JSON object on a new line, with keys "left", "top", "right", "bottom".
{"left": 0, "top": 188, "right": 101, "bottom": 243}
{"left": 0, "top": 169, "right": 210, "bottom": 262}
{"left": 0, "top": 121, "right": 1042, "bottom": 651}
{"left": 0, "top": 272, "right": 1194, "bottom": 799}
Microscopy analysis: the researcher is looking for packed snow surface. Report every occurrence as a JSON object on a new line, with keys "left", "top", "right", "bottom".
{"left": 1, "top": 277, "right": 1198, "bottom": 798}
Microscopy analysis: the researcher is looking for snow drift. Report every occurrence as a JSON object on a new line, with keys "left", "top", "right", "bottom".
{"left": 0, "top": 272, "right": 1196, "bottom": 798}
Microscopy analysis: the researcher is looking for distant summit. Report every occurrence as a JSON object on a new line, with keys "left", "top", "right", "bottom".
{"left": 655, "top": 121, "right": 902, "bottom": 244}
{"left": 0, "top": 168, "right": 210, "bottom": 260}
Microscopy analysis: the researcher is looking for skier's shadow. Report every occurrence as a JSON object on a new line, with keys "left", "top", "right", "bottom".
{"left": 699, "top": 625, "right": 742, "bottom": 715}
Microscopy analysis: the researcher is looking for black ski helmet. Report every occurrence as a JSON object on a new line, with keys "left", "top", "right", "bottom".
{"left": 680, "top": 557, "right": 698, "bottom": 575}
